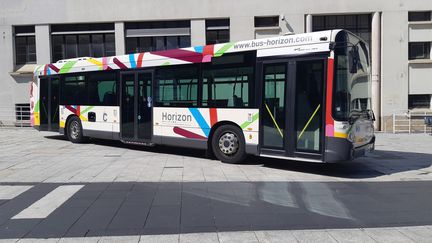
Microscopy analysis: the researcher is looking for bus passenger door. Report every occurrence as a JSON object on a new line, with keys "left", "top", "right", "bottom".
{"left": 260, "top": 58, "right": 325, "bottom": 162}
{"left": 120, "top": 71, "right": 153, "bottom": 142}
{"left": 39, "top": 76, "right": 59, "bottom": 132}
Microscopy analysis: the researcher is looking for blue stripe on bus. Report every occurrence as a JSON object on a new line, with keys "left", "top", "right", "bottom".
{"left": 188, "top": 108, "right": 210, "bottom": 137}
{"left": 129, "top": 54, "right": 137, "bottom": 68}
{"left": 194, "top": 46, "right": 203, "bottom": 53}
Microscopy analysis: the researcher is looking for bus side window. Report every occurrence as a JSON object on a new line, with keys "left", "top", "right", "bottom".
{"left": 87, "top": 72, "right": 117, "bottom": 106}
{"left": 155, "top": 65, "right": 198, "bottom": 107}
{"left": 202, "top": 51, "right": 255, "bottom": 108}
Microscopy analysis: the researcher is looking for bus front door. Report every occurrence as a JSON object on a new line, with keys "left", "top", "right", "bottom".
{"left": 120, "top": 71, "right": 153, "bottom": 142}
{"left": 260, "top": 58, "right": 325, "bottom": 162}
{"left": 39, "top": 76, "right": 59, "bottom": 132}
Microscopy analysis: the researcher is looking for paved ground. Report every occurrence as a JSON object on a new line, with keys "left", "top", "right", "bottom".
{"left": 0, "top": 129, "right": 431, "bottom": 242}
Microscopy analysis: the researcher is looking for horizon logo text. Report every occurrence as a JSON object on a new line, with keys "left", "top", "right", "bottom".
{"left": 161, "top": 112, "right": 192, "bottom": 123}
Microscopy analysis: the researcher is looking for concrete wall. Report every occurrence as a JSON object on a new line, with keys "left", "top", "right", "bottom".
{"left": 381, "top": 11, "right": 410, "bottom": 116}
{"left": 1, "top": 0, "right": 432, "bottom": 126}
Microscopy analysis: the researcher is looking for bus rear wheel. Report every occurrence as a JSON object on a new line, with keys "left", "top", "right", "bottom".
{"left": 67, "top": 116, "right": 85, "bottom": 143}
{"left": 211, "top": 125, "right": 246, "bottom": 164}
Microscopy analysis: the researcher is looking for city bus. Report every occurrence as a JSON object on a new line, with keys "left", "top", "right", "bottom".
{"left": 30, "top": 29, "right": 375, "bottom": 164}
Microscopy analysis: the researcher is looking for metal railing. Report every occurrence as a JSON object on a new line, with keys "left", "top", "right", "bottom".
{"left": 0, "top": 105, "right": 31, "bottom": 128}
{"left": 391, "top": 110, "right": 432, "bottom": 134}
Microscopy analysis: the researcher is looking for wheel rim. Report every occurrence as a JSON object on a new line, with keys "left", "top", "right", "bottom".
{"left": 218, "top": 132, "right": 239, "bottom": 156}
{"left": 70, "top": 121, "right": 80, "bottom": 140}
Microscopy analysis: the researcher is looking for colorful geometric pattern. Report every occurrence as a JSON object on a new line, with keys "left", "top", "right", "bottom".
{"left": 172, "top": 108, "right": 258, "bottom": 140}
{"left": 36, "top": 42, "right": 235, "bottom": 77}
{"left": 65, "top": 105, "right": 94, "bottom": 122}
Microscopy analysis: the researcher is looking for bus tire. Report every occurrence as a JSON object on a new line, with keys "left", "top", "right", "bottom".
{"left": 67, "top": 116, "right": 85, "bottom": 143}
{"left": 211, "top": 124, "right": 246, "bottom": 164}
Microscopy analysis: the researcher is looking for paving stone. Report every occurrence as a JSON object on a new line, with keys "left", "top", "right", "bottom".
{"left": 326, "top": 229, "right": 376, "bottom": 243}
{"left": 396, "top": 226, "right": 432, "bottom": 243}
{"left": 98, "top": 235, "right": 140, "bottom": 243}
{"left": 58, "top": 237, "right": 100, "bottom": 243}
{"left": 179, "top": 232, "right": 219, "bottom": 243}
{"left": 218, "top": 231, "right": 259, "bottom": 243}
{"left": 139, "top": 234, "right": 179, "bottom": 243}
{"left": 254, "top": 230, "right": 298, "bottom": 243}
{"left": 364, "top": 227, "right": 415, "bottom": 243}
{"left": 17, "top": 239, "right": 59, "bottom": 243}
{"left": 291, "top": 230, "right": 337, "bottom": 243}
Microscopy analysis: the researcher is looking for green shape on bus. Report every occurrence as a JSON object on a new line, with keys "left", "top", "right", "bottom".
{"left": 80, "top": 106, "right": 94, "bottom": 115}
{"left": 34, "top": 100, "right": 40, "bottom": 113}
{"left": 214, "top": 43, "right": 234, "bottom": 57}
{"left": 240, "top": 113, "right": 259, "bottom": 129}
{"left": 34, "top": 65, "right": 43, "bottom": 75}
{"left": 59, "top": 61, "right": 78, "bottom": 74}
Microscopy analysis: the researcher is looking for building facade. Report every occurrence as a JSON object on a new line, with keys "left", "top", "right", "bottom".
{"left": 1, "top": 0, "right": 431, "bottom": 130}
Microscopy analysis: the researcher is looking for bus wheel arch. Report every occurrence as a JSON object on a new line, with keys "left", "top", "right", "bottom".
{"left": 208, "top": 121, "right": 247, "bottom": 164}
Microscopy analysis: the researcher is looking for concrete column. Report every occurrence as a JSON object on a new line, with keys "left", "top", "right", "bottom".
{"left": 191, "top": 19, "right": 206, "bottom": 46}
{"left": 305, "top": 14, "right": 313, "bottom": 33}
{"left": 114, "top": 22, "right": 125, "bottom": 55}
{"left": 35, "top": 25, "right": 51, "bottom": 64}
{"left": 230, "top": 16, "right": 254, "bottom": 42}
{"left": 371, "top": 12, "right": 381, "bottom": 130}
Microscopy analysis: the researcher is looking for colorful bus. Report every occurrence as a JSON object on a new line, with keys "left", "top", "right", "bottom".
{"left": 30, "top": 30, "right": 375, "bottom": 163}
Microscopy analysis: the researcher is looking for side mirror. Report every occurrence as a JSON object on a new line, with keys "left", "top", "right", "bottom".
{"left": 348, "top": 115, "right": 357, "bottom": 125}
{"left": 367, "top": 109, "right": 376, "bottom": 121}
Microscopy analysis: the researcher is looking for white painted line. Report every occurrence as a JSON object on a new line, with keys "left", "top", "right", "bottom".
{"left": 0, "top": 186, "right": 33, "bottom": 200}
{"left": 12, "top": 185, "right": 84, "bottom": 219}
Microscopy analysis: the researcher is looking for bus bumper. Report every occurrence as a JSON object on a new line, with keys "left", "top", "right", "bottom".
{"left": 352, "top": 135, "right": 375, "bottom": 159}
{"left": 324, "top": 135, "right": 375, "bottom": 162}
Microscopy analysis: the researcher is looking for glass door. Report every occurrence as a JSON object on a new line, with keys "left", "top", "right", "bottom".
{"left": 39, "top": 76, "right": 59, "bottom": 131}
{"left": 137, "top": 73, "right": 153, "bottom": 140}
{"left": 120, "top": 71, "right": 153, "bottom": 142}
{"left": 121, "top": 73, "right": 135, "bottom": 140}
{"left": 294, "top": 60, "right": 324, "bottom": 154}
{"left": 40, "top": 77, "right": 49, "bottom": 131}
{"left": 50, "top": 77, "right": 60, "bottom": 132}
{"left": 260, "top": 58, "right": 325, "bottom": 160}
{"left": 261, "top": 64, "right": 287, "bottom": 151}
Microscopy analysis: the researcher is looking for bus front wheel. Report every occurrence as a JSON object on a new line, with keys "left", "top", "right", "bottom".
{"left": 211, "top": 125, "right": 246, "bottom": 164}
{"left": 67, "top": 116, "right": 85, "bottom": 143}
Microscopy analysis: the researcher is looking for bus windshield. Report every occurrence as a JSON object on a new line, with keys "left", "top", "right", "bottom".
{"left": 332, "top": 31, "right": 371, "bottom": 121}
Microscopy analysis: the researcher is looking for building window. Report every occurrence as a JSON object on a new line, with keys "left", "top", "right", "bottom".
{"left": 15, "top": 103, "right": 30, "bottom": 123}
{"left": 125, "top": 21, "right": 191, "bottom": 53}
{"left": 409, "top": 11, "right": 431, "bottom": 22}
{"left": 254, "top": 16, "right": 279, "bottom": 27}
{"left": 206, "top": 19, "right": 230, "bottom": 45}
{"left": 409, "top": 42, "right": 431, "bottom": 60}
{"left": 14, "top": 26, "right": 36, "bottom": 65}
{"left": 51, "top": 23, "right": 115, "bottom": 62}
{"left": 409, "top": 95, "right": 432, "bottom": 109}
{"left": 313, "top": 14, "right": 371, "bottom": 46}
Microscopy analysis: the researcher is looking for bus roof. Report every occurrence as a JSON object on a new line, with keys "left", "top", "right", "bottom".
{"left": 34, "top": 30, "right": 343, "bottom": 77}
